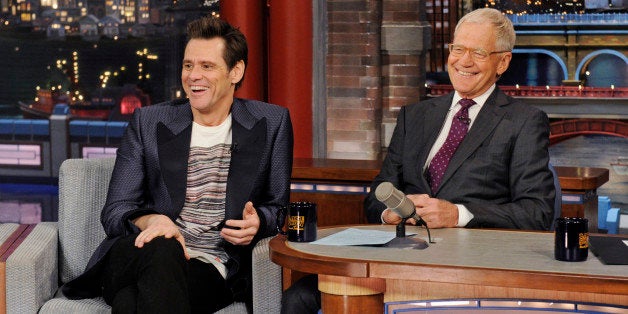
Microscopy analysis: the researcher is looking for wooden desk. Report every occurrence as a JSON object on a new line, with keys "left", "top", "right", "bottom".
{"left": 555, "top": 166, "right": 609, "bottom": 232}
{"left": 270, "top": 225, "right": 628, "bottom": 314}
{"left": 292, "top": 158, "right": 381, "bottom": 182}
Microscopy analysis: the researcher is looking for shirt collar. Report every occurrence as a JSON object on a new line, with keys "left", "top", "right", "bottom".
{"left": 451, "top": 84, "right": 496, "bottom": 109}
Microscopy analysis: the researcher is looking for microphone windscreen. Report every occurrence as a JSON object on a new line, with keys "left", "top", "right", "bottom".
{"left": 374, "top": 181, "right": 391, "bottom": 199}
{"left": 375, "top": 182, "right": 397, "bottom": 204}
{"left": 374, "top": 182, "right": 415, "bottom": 219}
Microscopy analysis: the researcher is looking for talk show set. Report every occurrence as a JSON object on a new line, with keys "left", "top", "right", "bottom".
{"left": 0, "top": 1, "right": 627, "bottom": 314}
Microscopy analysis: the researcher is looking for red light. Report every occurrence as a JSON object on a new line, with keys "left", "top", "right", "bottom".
{"left": 120, "top": 95, "right": 141, "bottom": 115}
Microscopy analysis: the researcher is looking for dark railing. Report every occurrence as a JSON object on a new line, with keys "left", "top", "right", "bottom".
{"left": 427, "top": 84, "right": 628, "bottom": 98}
{"left": 508, "top": 13, "right": 628, "bottom": 26}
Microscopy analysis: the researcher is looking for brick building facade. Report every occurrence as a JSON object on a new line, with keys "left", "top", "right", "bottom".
{"left": 322, "top": 0, "right": 431, "bottom": 160}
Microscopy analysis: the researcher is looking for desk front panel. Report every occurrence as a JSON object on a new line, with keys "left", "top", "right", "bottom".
{"left": 383, "top": 279, "right": 627, "bottom": 306}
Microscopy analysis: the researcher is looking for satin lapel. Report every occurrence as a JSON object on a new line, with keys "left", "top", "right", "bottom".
{"left": 439, "top": 89, "right": 507, "bottom": 190}
{"left": 157, "top": 104, "right": 193, "bottom": 212}
{"left": 225, "top": 100, "right": 267, "bottom": 220}
{"left": 415, "top": 95, "right": 453, "bottom": 191}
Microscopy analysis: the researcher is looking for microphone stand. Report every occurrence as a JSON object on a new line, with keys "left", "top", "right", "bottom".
{"left": 384, "top": 218, "right": 429, "bottom": 250}
{"left": 414, "top": 217, "right": 435, "bottom": 244}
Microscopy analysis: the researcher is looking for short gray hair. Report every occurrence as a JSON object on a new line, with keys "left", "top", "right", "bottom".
{"left": 454, "top": 8, "right": 516, "bottom": 52}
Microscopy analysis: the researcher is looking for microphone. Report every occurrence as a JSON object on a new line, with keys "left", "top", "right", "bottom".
{"left": 374, "top": 182, "right": 426, "bottom": 226}
{"left": 375, "top": 182, "right": 433, "bottom": 247}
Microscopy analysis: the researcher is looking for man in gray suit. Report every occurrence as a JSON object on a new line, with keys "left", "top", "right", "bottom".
{"left": 64, "top": 16, "right": 293, "bottom": 313}
{"left": 282, "top": 7, "right": 555, "bottom": 313}
{"left": 364, "top": 8, "right": 555, "bottom": 230}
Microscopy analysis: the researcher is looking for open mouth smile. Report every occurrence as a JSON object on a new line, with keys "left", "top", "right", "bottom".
{"left": 456, "top": 69, "right": 477, "bottom": 77}
{"left": 190, "top": 85, "right": 209, "bottom": 93}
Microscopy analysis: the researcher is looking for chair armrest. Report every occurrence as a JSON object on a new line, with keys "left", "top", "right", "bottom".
{"left": 6, "top": 222, "right": 58, "bottom": 313}
{"left": 252, "top": 236, "right": 282, "bottom": 313}
{"left": 57, "top": 158, "right": 112, "bottom": 284}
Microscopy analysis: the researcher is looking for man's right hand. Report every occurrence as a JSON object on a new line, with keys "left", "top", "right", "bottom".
{"left": 132, "top": 214, "right": 190, "bottom": 260}
{"left": 382, "top": 208, "right": 402, "bottom": 225}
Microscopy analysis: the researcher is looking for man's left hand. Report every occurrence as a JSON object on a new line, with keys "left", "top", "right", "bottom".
{"left": 220, "top": 201, "right": 260, "bottom": 245}
{"left": 410, "top": 195, "right": 459, "bottom": 228}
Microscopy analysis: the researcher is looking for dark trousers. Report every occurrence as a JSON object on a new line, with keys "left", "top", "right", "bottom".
{"left": 281, "top": 274, "right": 320, "bottom": 314}
{"left": 102, "top": 234, "right": 233, "bottom": 314}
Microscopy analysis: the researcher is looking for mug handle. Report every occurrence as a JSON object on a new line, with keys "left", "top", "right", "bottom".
{"left": 276, "top": 206, "right": 287, "bottom": 235}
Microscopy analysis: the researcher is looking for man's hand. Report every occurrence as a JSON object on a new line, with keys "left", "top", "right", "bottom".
{"left": 409, "top": 194, "right": 459, "bottom": 228}
{"left": 382, "top": 208, "right": 402, "bottom": 225}
{"left": 132, "top": 214, "right": 190, "bottom": 260}
{"left": 221, "top": 201, "right": 260, "bottom": 245}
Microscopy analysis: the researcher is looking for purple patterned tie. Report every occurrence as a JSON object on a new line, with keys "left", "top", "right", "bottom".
{"left": 427, "top": 98, "right": 476, "bottom": 192}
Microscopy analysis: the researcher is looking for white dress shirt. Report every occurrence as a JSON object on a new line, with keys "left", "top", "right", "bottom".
{"left": 423, "top": 84, "right": 496, "bottom": 226}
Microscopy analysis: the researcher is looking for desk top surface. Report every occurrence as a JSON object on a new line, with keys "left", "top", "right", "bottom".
{"left": 283, "top": 225, "right": 627, "bottom": 279}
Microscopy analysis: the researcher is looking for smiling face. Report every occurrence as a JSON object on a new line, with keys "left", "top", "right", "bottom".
{"left": 181, "top": 38, "right": 244, "bottom": 126}
{"left": 447, "top": 22, "right": 512, "bottom": 99}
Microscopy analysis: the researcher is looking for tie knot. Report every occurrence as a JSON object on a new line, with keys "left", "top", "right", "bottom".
{"left": 458, "top": 98, "right": 476, "bottom": 110}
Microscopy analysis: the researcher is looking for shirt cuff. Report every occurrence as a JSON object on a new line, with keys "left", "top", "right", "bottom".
{"left": 456, "top": 204, "right": 474, "bottom": 227}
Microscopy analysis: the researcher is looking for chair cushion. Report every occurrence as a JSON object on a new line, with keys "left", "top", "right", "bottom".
{"left": 39, "top": 296, "right": 111, "bottom": 314}
{"left": 39, "top": 297, "right": 248, "bottom": 313}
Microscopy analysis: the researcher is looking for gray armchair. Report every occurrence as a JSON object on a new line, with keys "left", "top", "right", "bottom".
{"left": 5, "top": 157, "right": 281, "bottom": 313}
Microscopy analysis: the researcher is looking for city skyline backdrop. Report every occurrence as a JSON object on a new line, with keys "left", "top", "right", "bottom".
{"left": 0, "top": 1, "right": 625, "bottom": 222}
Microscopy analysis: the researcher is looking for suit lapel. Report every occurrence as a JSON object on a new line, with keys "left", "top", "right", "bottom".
{"left": 155, "top": 99, "right": 267, "bottom": 218}
{"left": 414, "top": 95, "right": 453, "bottom": 192}
{"left": 438, "top": 89, "right": 507, "bottom": 191}
{"left": 157, "top": 104, "right": 193, "bottom": 212}
{"left": 225, "top": 99, "right": 267, "bottom": 219}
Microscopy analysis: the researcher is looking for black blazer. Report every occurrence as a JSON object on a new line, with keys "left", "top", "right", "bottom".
{"left": 365, "top": 88, "right": 555, "bottom": 230}
{"left": 67, "top": 98, "right": 293, "bottom": 301}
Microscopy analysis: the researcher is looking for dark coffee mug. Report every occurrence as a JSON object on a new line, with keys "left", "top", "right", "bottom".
{"left": 554, "top": 217, "right": 589, "bottom": 262}
{"left": 277, "top": 202, "right": 317, "bottom": 242}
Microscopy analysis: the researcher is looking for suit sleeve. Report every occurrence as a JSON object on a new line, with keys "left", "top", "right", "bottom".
{"left": 364, "top": 107, "right": 407, "bottom": 223}
{"left": 465, "top": 109, "right": 555, "bottom": 230}
{"left": 101, "top": 109, "right": 156, "bottom": 237}
{"left": 254, "top": 107, "right": 294, "bottom": 239}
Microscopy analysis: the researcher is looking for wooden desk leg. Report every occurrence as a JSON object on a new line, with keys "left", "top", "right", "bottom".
{"left": 318, "top": 274, "right": 385, "bottom": 314}
{"left": 281, "top": 267, "right": 310, "bottom": 291}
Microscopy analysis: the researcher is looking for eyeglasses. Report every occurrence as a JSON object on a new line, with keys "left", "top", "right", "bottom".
{"left": 448, "top": 44, "right": 510, "bottom": 62}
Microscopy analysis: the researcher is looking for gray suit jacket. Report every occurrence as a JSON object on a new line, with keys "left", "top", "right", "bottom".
{"left": 66, "top": 98, "right": 293, "bottom": 300}
{"left": 365, "top": 88, "right": 555, "bottom": 230}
